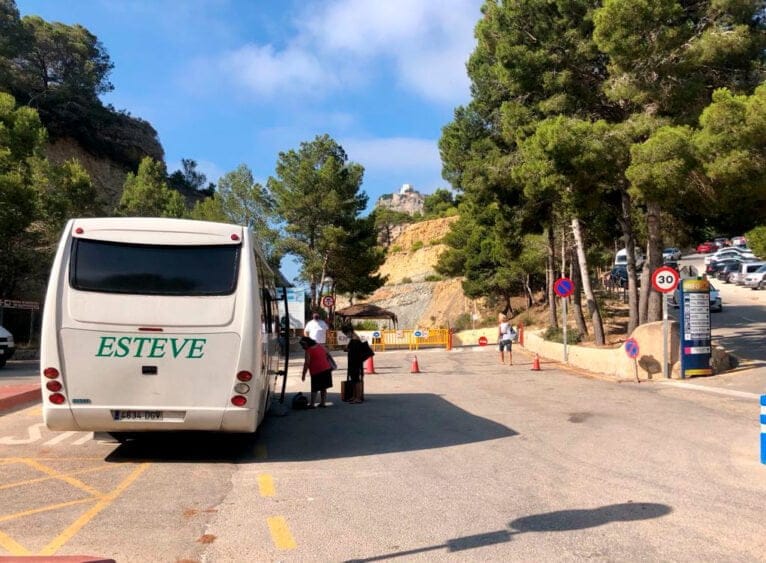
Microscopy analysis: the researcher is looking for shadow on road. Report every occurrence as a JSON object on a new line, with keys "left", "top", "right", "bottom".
{"left": 105, "top": 392, "right": 516, "bottom": 463}
{"left": 343, "top": 502, "right": 672, "bottom": 561}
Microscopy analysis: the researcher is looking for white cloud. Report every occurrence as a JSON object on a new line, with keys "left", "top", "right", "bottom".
{"left": 219, "top": 44, "right": 333, "bottom": 98}
{"left": 198, "top": 0, "right": 480, "bottom": 104}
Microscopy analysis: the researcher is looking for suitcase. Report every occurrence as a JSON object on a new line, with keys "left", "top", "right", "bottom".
{"left": 341, "top": 379, "right": 364, "bottom": 402}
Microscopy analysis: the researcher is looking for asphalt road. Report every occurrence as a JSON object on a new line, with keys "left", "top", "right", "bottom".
{"left": 1, "top": 347, "right": 764, "bottom": 561}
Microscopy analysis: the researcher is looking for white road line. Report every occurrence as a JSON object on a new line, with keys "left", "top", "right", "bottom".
{"left": 71, "top": 433, "right": 93, "bottom": 445}
{"left": 43, "top": 431, "right": 78, "bottom": 446}
{"left": 659, "top": 381, "right": 761, "bottom": 400}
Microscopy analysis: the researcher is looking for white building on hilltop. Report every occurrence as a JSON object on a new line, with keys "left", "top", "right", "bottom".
{"left": 375, "top": 184, "right": 425, "bottom": 216}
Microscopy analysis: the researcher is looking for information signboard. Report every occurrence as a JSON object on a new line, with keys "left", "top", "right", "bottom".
{"left": 276, "top": 287, "right": 306, "bottom": 329}
{"left": 678, "top": 278, "right": 712, "bottom": 377}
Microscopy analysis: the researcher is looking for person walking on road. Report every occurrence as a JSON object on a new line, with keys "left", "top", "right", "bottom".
{"left": 299, "top": 336, "right": 333, "bottom": 408}
{"left": 341, "top": 325, "right": 365, "bottom": 404}
{"left": 304, "top": 312, "right": 329, "bottom": 347}
{"left": 498, "top": 313, "right": 516, "bottom": 366}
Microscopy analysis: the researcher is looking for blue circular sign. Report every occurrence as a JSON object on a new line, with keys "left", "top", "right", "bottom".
{"left": 624, "top": 338, "right": 640, "bottom": 359}
{"left": 554, "top": 277, "right": 574, "bottom": 298}
{"left": 413, "top": 330, "right": 423, "bottom": 337}
{"left": 372, "top": 331, "right": 381, "bottom": 338}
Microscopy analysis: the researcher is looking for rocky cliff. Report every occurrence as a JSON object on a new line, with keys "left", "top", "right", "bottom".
{"left": 356, "top": 216, "right": 483, "bottom": 329}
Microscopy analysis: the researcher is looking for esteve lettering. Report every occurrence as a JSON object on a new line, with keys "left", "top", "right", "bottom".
{"left": 95, "top": 336, "right": 206, "bottom": 359}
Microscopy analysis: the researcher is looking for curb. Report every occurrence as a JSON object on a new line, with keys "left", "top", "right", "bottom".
{"left": 0, "top": 385, "right": 41, "bottom": 412}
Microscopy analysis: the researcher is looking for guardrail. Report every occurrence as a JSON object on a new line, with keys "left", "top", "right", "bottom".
{"left": 329, "top": 329, "right": 451, "bottom": 351}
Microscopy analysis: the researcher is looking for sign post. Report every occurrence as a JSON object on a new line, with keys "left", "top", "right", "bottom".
{"left": 624, "top": 337, "right": 640, "bottom": 383}
{"left": 553, "top": 277, "right": 574, "bottom": 363}
{"left": 652, "top": 266, "right": 680, "bottom": 379}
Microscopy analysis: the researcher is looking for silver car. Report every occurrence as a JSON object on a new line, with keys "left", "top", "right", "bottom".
{"left": 743, "top": 264, "right": 766, "bottom": 289}
{"left": 732, "top": 261, "right": 766, "bottom": 285}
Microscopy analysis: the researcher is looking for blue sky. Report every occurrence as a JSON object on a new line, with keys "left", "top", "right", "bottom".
{"left": 17, "top": 0, "right": 481, "bottom": 203}
{"left": 16, "top": 0, "right": 482, "bottom": 282}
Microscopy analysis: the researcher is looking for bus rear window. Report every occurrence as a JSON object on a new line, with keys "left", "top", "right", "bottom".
{"left": 70, "top": 239, "right": 240, "bottom": 295}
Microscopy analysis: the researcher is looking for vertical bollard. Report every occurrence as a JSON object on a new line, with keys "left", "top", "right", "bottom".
{"left": 761, "top": 395, "right": 766, "bottom": 465}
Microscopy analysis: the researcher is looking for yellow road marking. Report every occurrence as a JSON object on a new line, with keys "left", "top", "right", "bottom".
{"left": 266, "top": 516, "right": 297, "bottom": 550}
{"left": 255, "top": 443, "right": 268, "bottom": 460}
{"left": 0, "top": 498, "right": 95, "bottom": 523}
{"left": 21, "top": 459, "right": 103, "bottom": 497}
{"left": 258, "top": 474, "right": 275, "bottom": 497}
{"left": 40, "top": 462, "right": 150, "bottom": 556}
{"left": 0, "top": 465, "right": 112, "bottom": 491}
{"left": 0, "top": 528, "right": 30, "bottom": 556}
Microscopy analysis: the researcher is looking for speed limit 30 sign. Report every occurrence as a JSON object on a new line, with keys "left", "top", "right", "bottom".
{"left": 652, "top": 266, "right": 680, "bottom": 293}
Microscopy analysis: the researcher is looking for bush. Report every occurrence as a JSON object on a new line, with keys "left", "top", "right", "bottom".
{"left": 390, "top": 245, "right": 403, "bottom": 253}
{"left": 400, "top": 276, "right": 413, "bottom": 284}
{"left": 452, "top": 313, "right": 473, "bottom": 331}
{"left": 410, "top": 240, "right": 424, "bottom": 252}
{"left": 543, "top": 326, "right": 582, "bottom": 344}
{"left": 353, "top": 320, "right": 379, "bottom": 331}
{"left": 424, "top": 274, "right": 444, "bottom": 282}
{"left": 517, "top": 313, "right": 535, "bottom": 327}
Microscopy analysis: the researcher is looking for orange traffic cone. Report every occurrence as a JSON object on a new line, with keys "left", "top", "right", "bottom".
{"left": 531, "top": 354, "right": 541, "bottom": 371}
{"left": 364, "top": 356, "right": 376, "bottom": 374}
{"left": 411, "top": 356, "right": 420, "bottom": 374}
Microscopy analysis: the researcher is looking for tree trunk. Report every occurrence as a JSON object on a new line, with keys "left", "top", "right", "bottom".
{"left": 571, "top": 217, "right": 605, "bottom": 345}
{"left": 571, "top": 249, "right": 588, "bottom": 336}
{"left": 645, "top": 200, "right": 663, "bottom": 322}
{"left": 524, "top": 274, "right": 534, "bottom": 308}
{"left": 547, "top": 226, "right": 558, "bottom": 328}
{"left": 618, "top": 191, "right": 640, "bottom": 334}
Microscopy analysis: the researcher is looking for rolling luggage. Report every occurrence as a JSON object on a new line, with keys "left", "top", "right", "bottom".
{"left": 341, "top": 378, "right": 364, "bottom": 402}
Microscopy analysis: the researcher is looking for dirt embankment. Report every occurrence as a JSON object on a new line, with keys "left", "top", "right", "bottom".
{"left": 357, "top": 216, "right": 482, "bottom": 328}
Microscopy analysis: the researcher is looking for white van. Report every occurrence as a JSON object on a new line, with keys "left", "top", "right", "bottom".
{"left": 614, "top": 248, "right": 645, "bottom": 268}
{"left": 40, "top": 217, "right": 285, "bottom": 435}
{"left": 0, "top": 325, "right": 15, "bottom": 368}
{"left": 731, "top": 261, "right": 766, "bottom": 286}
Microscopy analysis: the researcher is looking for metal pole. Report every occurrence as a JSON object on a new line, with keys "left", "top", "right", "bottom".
{"left": 562, "top": 297, "right": 568, "bottom": 363}
{"left": 662, "top": 293, "right": 669, "bottom": 378}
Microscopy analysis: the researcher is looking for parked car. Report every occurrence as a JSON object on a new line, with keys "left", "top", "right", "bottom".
{"left": 716, "top": 261, "right": 744, "bottom": 283}
{"left": 608, "top": 265, "right": 628, "bottom": 288}
{"left": 731, "top": 261, "right": 766, "bottom": 285}
{"left": 704, "top": 246, "right": 755, "bottom": 265}
{"left": 713, "top": 237, "right": 730, "bottom": 248}
{"left": 696, "top": 241, "right": 717, "bottom": 254}
{"left": 670, "top": 283, "right": 722, "bottom": 312}
{"left": 731, "top": 235, "right": 747, "bottom": 247}
{"left": 663, "top": 247, "right": 682, "bottom": 261}
{"left": 0, "top": 325, "right": 15, "bottom": 368}
{"left": 707, "top": 258, "right": 741, "bottom": 276}
{"left": 743, "top": 264, "right": 766, "bottom": 289}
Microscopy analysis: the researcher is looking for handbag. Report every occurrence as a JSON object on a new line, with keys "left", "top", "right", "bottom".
{"left": 360, "top": 340, "right": 375, "bottom": 361}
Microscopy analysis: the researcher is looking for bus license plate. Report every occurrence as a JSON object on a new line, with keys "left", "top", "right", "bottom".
{"left": 114, "top": 410, "right": 163, "bottom": 421}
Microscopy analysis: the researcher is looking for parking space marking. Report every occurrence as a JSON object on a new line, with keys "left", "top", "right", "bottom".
{"left": 266, "top": 516, "right": 297, "bottom": 550}
{"left": 42, "top": 431, "right": 78, "bottom": 446}
{"left": 0, "top": 464, "right": 111, "bottom": 492}
{"left": 258, "top": 474, "right": 275, "bottom": 497}
{"left": 20, "top": 459, "right": 103, "bottom": 497}
{"left": 0, "top": 497, "right": 95, "bottom": 524}
{"left": 71, "top": 433, "right": 93, "bottom": 446}
{"left": 0, "top": 529, "right": 29, "bottom": 556}
{"left": 39, "top": 462, "right": 151, "bottom": 556}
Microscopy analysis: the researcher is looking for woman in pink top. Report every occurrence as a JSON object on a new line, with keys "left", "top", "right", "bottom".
{"left": 299, "top": 336, "right": 334, "bottom": 408}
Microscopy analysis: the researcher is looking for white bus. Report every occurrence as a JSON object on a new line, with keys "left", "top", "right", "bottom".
{"left": 40, "top": 217, "right": 286, "bottom": 437}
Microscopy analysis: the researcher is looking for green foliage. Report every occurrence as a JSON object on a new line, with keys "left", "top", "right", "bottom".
{"left": 452, "top": 313, "right": 473, "bottom": 331}
{"left": 400, "top": 277, "right": 413, "bottom": 284}
{"left": 745, "top": 226, "right": 766, "bottom": 258}
{"left": 422, "top": 188, "right": 458, "bottom": 218}
{"left": 543, "top": 326, "right": 582, "bottom": 344}
{"left": 424, "top": 274, "right": 444, "bottom": 282}
{"left": 410, "top": 240, "right": 424, "bottom": 252}
{"left": 372, "top": 206, "right": 412, "bottom": 246}
{"left": 187, "top": 195, "right": 227, "bottom": 222}
{"left": 353, "top": 320, "right": 379, "bottom": 331}
{"left": 117, "top": 157, "right": 184, "bottom": 217}
{"left": 389, "top": 245, "right": 403, "bottom": 253}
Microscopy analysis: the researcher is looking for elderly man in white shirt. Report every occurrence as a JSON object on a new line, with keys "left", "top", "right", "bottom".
{"left": 304, "top": 312, "right": 335, "bottom": 368}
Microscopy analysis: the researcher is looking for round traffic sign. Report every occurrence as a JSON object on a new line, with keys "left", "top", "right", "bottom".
{"left": 372, "top": 331, "right": 381, "bottom": 338}
{"left": 321, "top": 295, "right": 335, "bottom": 308}
{"left": 413, "top": 330, "right": 423, "bottom": 337}
{"left": 554, "top": 277, "right": 575, "bottom": 298}
{"left": 651, "top": 266, "right": 680, "bottom": 293}
{"left": 478, "top": 336, "right": 488, "bottom": 346}
{"left": 624, "top": 337, "right": 640, "bottom": 359}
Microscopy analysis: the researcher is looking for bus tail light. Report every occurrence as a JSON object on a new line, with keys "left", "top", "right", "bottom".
{"left": 236, "top": 371, "right": 252, "bottom": 382}
{"left": 49, "top": 393, "right": 66, "bottom": 405}
{"left": 44, "top": 367, "right": 60, "bottom": 379}
{"left": 46, "top": 381, "right": 62, "bottom": 392}
{"left": 231, "top": 395, "right": 247, "bottom": 407}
